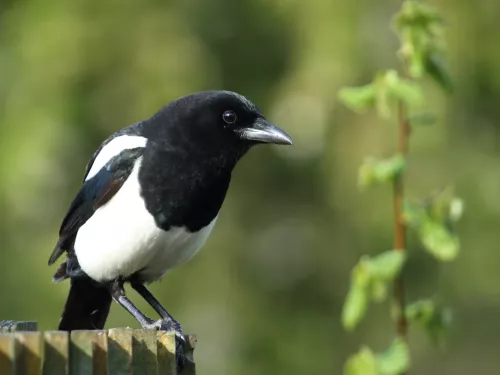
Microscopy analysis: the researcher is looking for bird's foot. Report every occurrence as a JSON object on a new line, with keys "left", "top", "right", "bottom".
{"left": 143, "top": 317, "right": 184, "bottom": 338}
{"left": 142, "top": 318, "right": 186, "bottom": 373}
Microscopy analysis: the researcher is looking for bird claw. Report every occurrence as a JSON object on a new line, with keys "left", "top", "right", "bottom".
{"left": 142, "top": 318, "right": 187, "bottom": 373}
{"left": 143, "top": 318, "right": 184, "bottom": 339}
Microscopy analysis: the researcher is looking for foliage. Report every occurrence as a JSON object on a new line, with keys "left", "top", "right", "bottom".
{"left": 404, "top": 192, "right": 463, "bottom": 261}
{"left": 406, "top": 300, "right": 453, "bottom": 344}
{"left": 338, "top": 1, "right": 462, "bottom": 374}
{"left": 339, "top": 70, "right": 422, "bottom": 118}
{"left": 358, "top": 155, "right": 406, "bottom": 189}
{"left": 342, "top": 250, "right": 406, "bottom": 330}
{"left": 345, "top": 339, "right": 410, "bottom": 375}
{"left": 393, "top": 0, "right": 454, "bottom": 91}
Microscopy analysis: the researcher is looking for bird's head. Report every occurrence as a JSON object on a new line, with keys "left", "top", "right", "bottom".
{"left": 147, "top": 90, "right": 292, "bottom": 161}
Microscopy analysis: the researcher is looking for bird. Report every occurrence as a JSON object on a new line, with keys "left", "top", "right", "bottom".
{"left": 48, "top": 90, "right": 292, "bottom": 349}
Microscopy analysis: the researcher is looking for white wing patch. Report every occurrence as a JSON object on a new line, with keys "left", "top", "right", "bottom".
{"left": 85, "top": 135, "right": 148, "bottom": 181}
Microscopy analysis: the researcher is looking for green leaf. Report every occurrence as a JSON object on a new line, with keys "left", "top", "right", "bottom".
{"left": 376, "top": 71, "right": 399, "bottom": 117}
{"left": 339, "top": 84, "right": 376, "bottom": 113}
{"left": 428, "top": 307, "right": 453, "bottom": 343}
{"left": 366, "top": 250, "right": 406, "bottom": 306}
{"left": 376, "top": 338, "right": 410, "bottom": 375}
{"left": 367, "top": 250, "right": 407, "bottom": 282}
{"left": 342, "top": 259, "right": 372, "bottom": 330}
{"left": 359, "top": 155, "right": 406, "bottom": 189}
{"left": 342, "top": 251, "right": 406, "bottom": 330}
{"left": 448, "top": 198, "right": 464, "bottom": 222}
{"left": 373, "top": 70, "right": 422, "bottom": 117}
{"left": 394, "top": 1, "right": 444, "bottom": 32}
{"left": 420, "top": 219, "right": 459, "bottom": 261}
{"left": 425, "top": 53, "right": 454, "bottom": 93}
{"left": 387, "top": 76, "right": 423, "bottom": 106}
{"left": 344, "top": 347, "right": 379, "bottom": 375}
{"left": 344, "top": 340, "right": 411, "bottom": 375}
{"left": 342, "top": 284, "right": 369, "bottom": 331}
{"left": 339, "top": 70, "right": 423, "bottom": 117}
{"left": 405, "top": 191, "right": 463, "bottom": 261}
{"left": 394, "top": 1, "right": 453, "bottom": 90}
{"left": 353, "top": 257, "right": 372, "bottom": 287}
{"left": 403, "top": 201, "right": 425, "bottom": 226}
{"left": 407, "top": 48, "right": 426, "bottom": 79}
{"left": 369, "top": 279, "right": 388, "bottom": 302}
{"left": 406, "top": 299, "right": 436, "bottom": 323}
{"left": 408, "top": 111, "right": 437, "bottom": 126}
{"left": 423, "top": 190, "right": 464, "bottom": 226}
{"left": 406, "top": 300, "right": 453, "bottom": 343}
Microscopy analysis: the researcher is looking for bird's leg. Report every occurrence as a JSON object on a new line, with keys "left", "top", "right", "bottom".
{"left": 109, "top": 281, "right": 186, "bottom": 372}
{"left": 131, "top": 282, "right": 183, "bottom": 335}
{"left": 109, "top": 280, "right": 157, "bottom": 327}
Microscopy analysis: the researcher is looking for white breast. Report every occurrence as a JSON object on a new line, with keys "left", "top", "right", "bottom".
{"left": 75, "top": 158, "right": 217, "bottom": 282}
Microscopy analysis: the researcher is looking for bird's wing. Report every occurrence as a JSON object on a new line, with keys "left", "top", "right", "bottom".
{"left": 82, "top": 122, "right": 145, "bottom": 181}
{"left": 48, "top": 147, "right": 145, "bottom": 266}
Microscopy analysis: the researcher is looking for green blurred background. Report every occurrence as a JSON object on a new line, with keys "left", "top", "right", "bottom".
{"left": 0, "top": 0, "right": 499, "bottom": 374}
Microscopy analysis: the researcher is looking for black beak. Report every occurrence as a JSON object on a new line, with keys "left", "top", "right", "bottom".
{"left": 236, "top": 118, "right": 293, "bottom": 145}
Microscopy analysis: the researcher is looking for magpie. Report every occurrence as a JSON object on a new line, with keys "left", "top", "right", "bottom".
{"left": 48, "top": 90, "right": 292, "bottom": 348}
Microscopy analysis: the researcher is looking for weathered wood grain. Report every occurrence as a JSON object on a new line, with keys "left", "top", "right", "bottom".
{"left": 93, "top": 331, "right": 108, "bottom": 375}
{"left": 157, "top": 331, "right": 176, "bottom": 374}
{"left": 0, "top": 333, "right": 15, "bottom": 375}
{"left": 108, "top": 328, "right": 133, "bottom": 375}
{"left": 70, "top": 330, "right": 97, "bottom": 375}
{"left": 43, "top": 331, "right": 69, "bottom": 375}
{"left": 132, "top": 329, "right": 157, "bottom": 375}
{"left": 14, "top": 331, "right": 41, "bottom": 375}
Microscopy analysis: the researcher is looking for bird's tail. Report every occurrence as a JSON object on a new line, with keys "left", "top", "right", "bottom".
{"left": 58, "top": 278, "right": 112, "bottom": 331}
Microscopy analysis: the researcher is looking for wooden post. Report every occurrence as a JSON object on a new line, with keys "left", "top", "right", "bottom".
{"left": 108, "top": 328, "right": 133, "bottom": 375}
{"left": 43, "top": 331, "right": 69, "bottom": 375}
{"left": 93, "top": 331, "right": 108, "bottom": 375}
{"left": 0, "top": 321, "right": 196, "bottom": 374}
{"left": 70, "top": 330, "right": 99, "bottom": 375}
{"left": 0, "top": 333, "right": 15, "bottom": 374}
{"left": 133, "top": 329, "right": 157, "bottom": 375}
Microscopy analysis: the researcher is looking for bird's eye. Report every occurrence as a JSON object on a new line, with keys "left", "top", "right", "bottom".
{"left": 222, "top": 110, "right": 237, "bottom": 125}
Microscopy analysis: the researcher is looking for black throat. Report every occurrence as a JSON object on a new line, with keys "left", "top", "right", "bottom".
{"left": 138, "top": 140, "right": 242, "bottom": 232}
